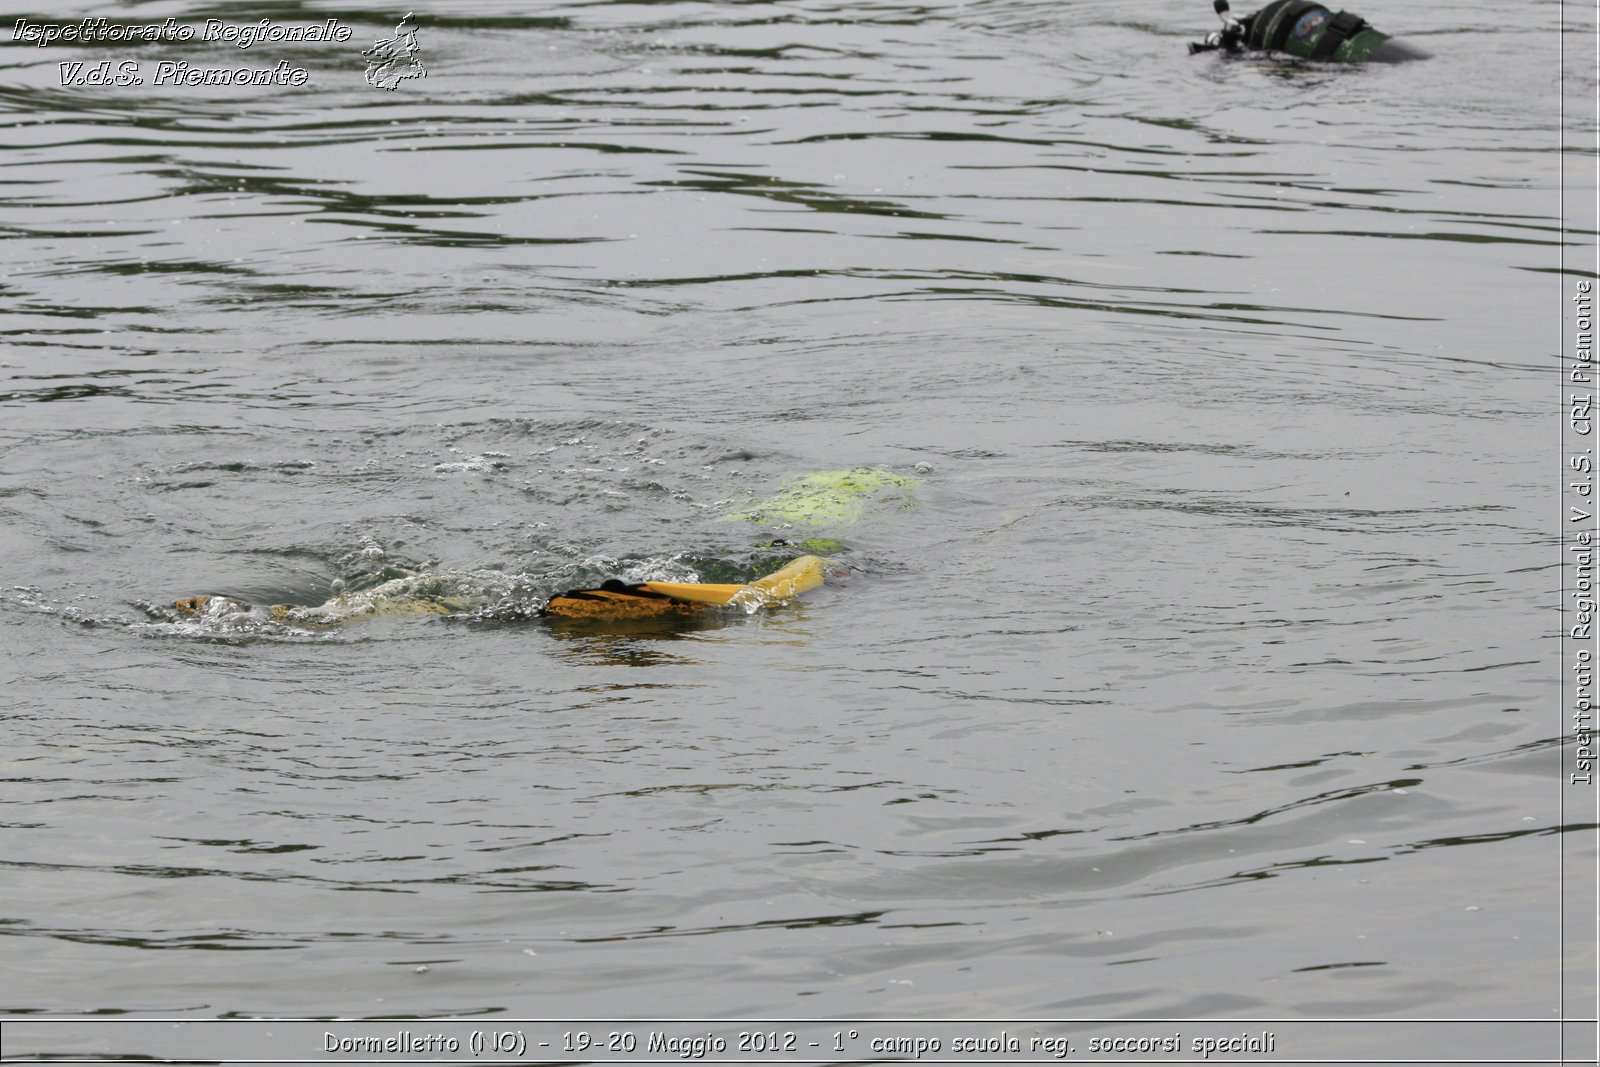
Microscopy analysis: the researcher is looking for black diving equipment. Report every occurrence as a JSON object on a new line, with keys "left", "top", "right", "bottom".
{"left": 1189, "top": 0, "right": 1429, "bottom": 62}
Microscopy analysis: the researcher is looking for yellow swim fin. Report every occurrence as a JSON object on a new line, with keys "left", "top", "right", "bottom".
{"left": 744, "top": 553, "right": 826, "bottom": 599}
{"left": 542, "top": 555, "right": 826, "bottom": 619}
{"left": 630, "top": 581, "right": 747, "bottom": 606}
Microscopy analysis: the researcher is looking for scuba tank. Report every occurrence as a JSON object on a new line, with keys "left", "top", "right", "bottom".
{"left": 1189, "top": 0, "right": 1428, "bottom": 62}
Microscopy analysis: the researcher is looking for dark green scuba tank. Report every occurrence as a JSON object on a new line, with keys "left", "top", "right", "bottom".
{"left": 1190, "top": 0, "right": 1428, "bottom": 62}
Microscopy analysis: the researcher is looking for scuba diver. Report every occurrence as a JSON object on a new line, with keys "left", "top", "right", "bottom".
{"left": 539, "top": 466, "right": 920, "bottom": 620}
{"left": 161, "top": 467, "right": 921, "bottom": 627}
{"left": 1189, "top": 0, "right": 1428, "bottom": 62}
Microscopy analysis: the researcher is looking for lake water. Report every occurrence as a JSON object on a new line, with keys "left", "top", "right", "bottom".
{"left": 1, "top": 0, "right": 1595, "bottom": 1063}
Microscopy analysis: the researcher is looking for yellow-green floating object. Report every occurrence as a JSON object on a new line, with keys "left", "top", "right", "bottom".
{"left": 722, "top": 467, "right": 920, "bottom": 528}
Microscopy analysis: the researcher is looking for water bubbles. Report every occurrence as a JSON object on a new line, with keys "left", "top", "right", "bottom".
{"left": 434, "top": 454, "right": 508, "bottom": 474}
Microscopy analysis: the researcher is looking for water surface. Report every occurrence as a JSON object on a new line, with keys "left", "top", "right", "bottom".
{"left": 1, "top": 0, "right": 1593, "bottom": 1061}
